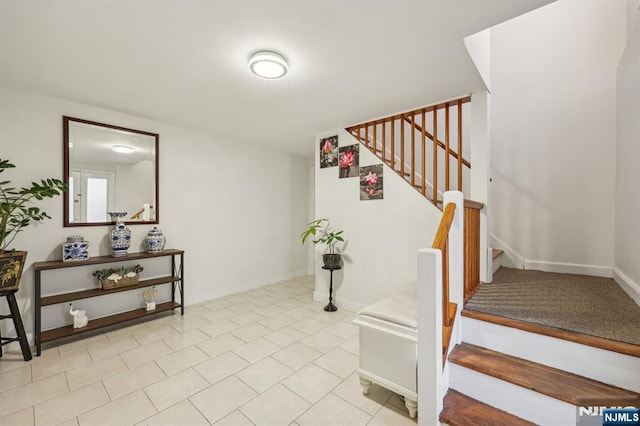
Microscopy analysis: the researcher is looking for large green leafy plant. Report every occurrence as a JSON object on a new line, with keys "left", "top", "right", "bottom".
{"left": 300, "top": 218, "right": 345, "bottom": 254}
{"left": 0, "top": 159, "right": 67, "bottom": 251}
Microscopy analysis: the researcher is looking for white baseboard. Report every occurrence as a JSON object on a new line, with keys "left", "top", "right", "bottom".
{"left": 489, "top": 234, "right": 524, "bottom": 269}
{"left": 523, "top": 260, "right": 613, "bottom": 278}
{"left": 490, "top": 234, "right": 615, "bottom": 278}
{"left": 188, "top": 268, "right": 308, "bottom": 306}
{"left": 613, "top": 267, "right": 640, "bottom": 307}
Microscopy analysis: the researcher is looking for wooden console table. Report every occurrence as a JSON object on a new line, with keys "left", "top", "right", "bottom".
{"left": 33, "top": 249, "right": 184, "bottom": 356}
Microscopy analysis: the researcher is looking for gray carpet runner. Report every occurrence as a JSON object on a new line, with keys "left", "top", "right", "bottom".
{"left": 465, "top": 267, "right": 640, "bottom": 346}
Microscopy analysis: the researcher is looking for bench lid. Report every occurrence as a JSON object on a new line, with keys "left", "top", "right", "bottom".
{"left": 358, "top": 282, "right": 417, "bottom": 329}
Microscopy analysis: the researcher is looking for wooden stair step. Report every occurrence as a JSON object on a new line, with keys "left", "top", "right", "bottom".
{"left": 449, "top": 342, "right": 640, "bottom": 407}
{"left": 461, "top": 309, "right": 640, "bottom": 358}
{"left": 440, "top": 389, "right": 534, "bottom": 426}
{"left": 492, "top": 249, "right": 503, "bottom": 260}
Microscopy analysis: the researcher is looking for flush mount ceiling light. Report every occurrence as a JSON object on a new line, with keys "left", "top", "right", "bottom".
{"left": 112, "top": 145, "right": 135, "bottom": 154}
{"left": 249, "top": 50, "right": 288, "bottom": 79}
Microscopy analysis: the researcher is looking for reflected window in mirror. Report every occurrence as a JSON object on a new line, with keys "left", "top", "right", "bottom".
{"left": 63, "top": 116, "right": 159, "bottom": 226}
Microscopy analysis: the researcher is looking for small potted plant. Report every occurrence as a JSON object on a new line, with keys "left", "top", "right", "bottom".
{"left": 0, "top": 159, "right": 66, "bottom": 291}
{"left": 301, "top": 218, "right": 345, "bottom": 268}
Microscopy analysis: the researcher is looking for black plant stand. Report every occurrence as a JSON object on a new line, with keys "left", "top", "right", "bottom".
{"left": 322, "top": 265, "right": 341, "bottom": 312}
{"left": 0, "top": 290, "right": 32, "bottom": 361}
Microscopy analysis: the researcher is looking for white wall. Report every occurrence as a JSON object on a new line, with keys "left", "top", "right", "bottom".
{"left": 314, "top": 129, "right": 442, "bottom": 311}
{"left": 614, "top": 20, "right": 640, "bottom": 304}
{"left": 464, "top": 29, "right": 491, "bottom": 92}
{"left": 489, "top": 0, "right": 626, "bottom": 275}
{"left": 115, "top": 160, "right": 155, "bottom": 217}
{"left": 627, "top": 0, "right": 640, "bottom": 40}
{"left": 0, "top": 86, "right": 309, "bottom": 335}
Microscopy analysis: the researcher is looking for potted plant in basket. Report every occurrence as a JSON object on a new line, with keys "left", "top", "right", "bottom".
{"left": 301, "top": 218, "right": 345, "bottom": 268}
{"left": 0, "top": 159, "right": 66, "bottom": 291}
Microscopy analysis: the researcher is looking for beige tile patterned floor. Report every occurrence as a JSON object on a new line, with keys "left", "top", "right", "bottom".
{"left": 0, "top": 276, "right": 418, "bottom": 425}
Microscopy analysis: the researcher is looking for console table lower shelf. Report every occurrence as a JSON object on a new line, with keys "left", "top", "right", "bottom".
{"left": 41, "top": 301, "right": 181, "bottom": 343}
{"left": 33, "top": 249, "right": 185, "bottom": 355}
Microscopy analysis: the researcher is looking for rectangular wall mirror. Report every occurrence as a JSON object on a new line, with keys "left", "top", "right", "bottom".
{"left": 63, "top": 116, "right": 159, "bottom": 227}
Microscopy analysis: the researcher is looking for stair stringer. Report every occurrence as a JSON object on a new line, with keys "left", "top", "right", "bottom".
{"left": 461, "top": 315, "right": 640, "bottom": 392}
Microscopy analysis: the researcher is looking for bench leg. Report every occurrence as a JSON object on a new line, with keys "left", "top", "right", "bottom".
{"left": 405, "top": 398, "right": 417, "bottom": 419}
{"left": 359, "top": 376, "right": 372, "bottom": 395}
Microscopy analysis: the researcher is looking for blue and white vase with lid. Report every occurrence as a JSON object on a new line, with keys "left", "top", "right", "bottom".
{"left": 108, "top": 212, "right": 131, "bottom": 257}
{"left": 144, "top": 227, "right": 166, "bottom": 253}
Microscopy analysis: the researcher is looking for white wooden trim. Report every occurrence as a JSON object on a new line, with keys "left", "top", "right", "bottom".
{"left": 523, "top": 260, "right": 613, "bottom": 278}
{"left": 613, "top": 267, "right": 640, "bottom": 307}
{"left": 490, "top": 233, "right": 615, "bottom": 278}
{"left": 489, "top": 234, "right": 524, "bottom": 269}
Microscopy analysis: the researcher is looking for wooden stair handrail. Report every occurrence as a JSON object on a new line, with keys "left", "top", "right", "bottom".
{"left": 432, "top": 202, "right": 456, "bottom": 330}
{"left": 130, "top": 208, "right": 144, "bottom": 219}
{"left": 432, "top": 203, "right": 456, "bottom": 250}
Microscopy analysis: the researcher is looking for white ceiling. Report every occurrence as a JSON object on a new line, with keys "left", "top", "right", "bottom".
{"left": 0, "top": 0, "right": 553, "bottom": 157}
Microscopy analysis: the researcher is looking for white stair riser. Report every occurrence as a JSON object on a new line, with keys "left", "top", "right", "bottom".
{"left": 450, "top": 363, "right": 576, "bottom": 425}
{"left": 462, "top": 316, "right": 640, "bottom": 392}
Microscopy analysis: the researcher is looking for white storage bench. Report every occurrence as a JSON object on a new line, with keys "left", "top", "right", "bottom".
{"left": 353, "top": 282, "right": 418, "bottom": 418}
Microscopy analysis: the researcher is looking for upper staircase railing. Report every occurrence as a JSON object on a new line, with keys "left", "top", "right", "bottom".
{"left": 346, "top": 96, "right": 471, "bottom": 206}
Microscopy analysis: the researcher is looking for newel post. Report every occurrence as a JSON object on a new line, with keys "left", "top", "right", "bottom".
{"left": 417, "top": 248, "right": 443, "bottom": 425}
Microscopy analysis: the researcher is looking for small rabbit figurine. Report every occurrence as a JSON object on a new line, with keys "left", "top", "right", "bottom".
{"left": 69, "top": 303, "right": 88, "bottom": 328}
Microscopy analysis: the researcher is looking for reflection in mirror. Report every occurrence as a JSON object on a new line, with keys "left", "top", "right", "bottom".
{"left": 63, "top": 116, "right": 159, "bottom": 226}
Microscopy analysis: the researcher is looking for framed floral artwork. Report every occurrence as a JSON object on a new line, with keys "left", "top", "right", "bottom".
{"left": 360, "top": 164, "right": 383, "bottom": 200}
{"left": 338, "top": 144, "right": 359, "bottom": 178}
{"left": 319, "top": 136, "right": 339, "bottom": 168}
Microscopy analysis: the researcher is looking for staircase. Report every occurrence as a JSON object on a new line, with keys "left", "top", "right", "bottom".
{"left": 439, "top": 282, "right": 640, "bottom": 425}
{"left": 344, "top": 99, "right": 639, "bottom": 424}
{"left": 345, "top": 96, "right": 484, "bottom": 304}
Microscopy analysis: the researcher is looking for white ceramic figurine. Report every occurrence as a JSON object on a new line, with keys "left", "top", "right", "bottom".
{"left": 69, "top": 303, "right": 88, "bottom": 328}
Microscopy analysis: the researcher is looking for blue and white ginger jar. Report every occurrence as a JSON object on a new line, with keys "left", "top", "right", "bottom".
{"left": 62, "top": 235, "right": 89, "bottom": 262}
{"left": 144, "top": 227, "right": 166, "bottom": 253}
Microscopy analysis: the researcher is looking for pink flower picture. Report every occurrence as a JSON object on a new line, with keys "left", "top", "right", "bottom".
{"left": 319, "top": 136, "right": 338, "bottom": 168}
{"left": 339, "top": 151, "right": 355, "bottom": 168}
{"left": 338, "top": 144, "right": 359, "bottom": 178}
{"left": 359, "top": 164, "right": 383, "bottom": 200}
{"left": 363, "top": 171, "right": 378, "bottom": 185}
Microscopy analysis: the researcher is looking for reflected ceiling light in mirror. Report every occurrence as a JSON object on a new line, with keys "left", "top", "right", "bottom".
{"left": 249, "top": 51, "right": 288, "bottom": 79}
{"left": 112, "top": 145, "right": 135, "bottom": 154}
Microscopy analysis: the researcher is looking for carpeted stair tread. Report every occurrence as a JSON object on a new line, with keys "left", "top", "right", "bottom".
{"left": 449, "top": 343, "right": 640, "bottom": 407}
{"left": 440, "top": 389, "right": 535, "bottom": 426}
{"left": 461, "top": 309, "right": 640, "bottom": 357}
{"left": 465, "top": 268, "right": 640, "bottom": 346}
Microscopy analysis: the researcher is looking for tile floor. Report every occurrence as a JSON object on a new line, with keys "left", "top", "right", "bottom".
{"left": 0, "top": 276, "right": 418, "bottom": 425}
